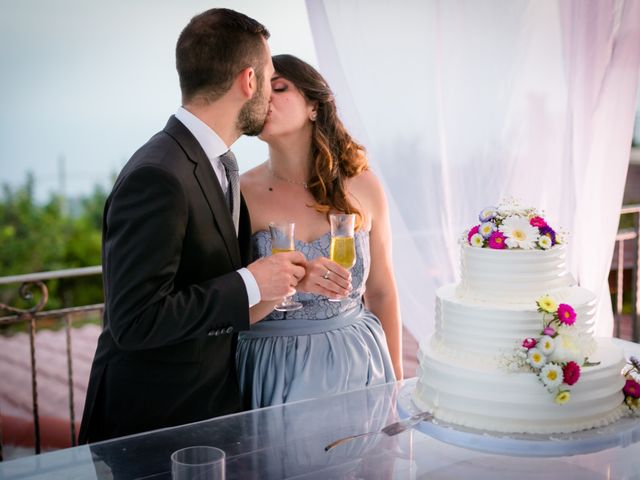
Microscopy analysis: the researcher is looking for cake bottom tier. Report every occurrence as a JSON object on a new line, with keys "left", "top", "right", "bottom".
{"left": 412, "top": 337, "right": 628, "bottom": 434}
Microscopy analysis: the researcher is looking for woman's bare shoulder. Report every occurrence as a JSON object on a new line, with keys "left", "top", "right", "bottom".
{"left": 349, "top": 168, "right": 386, "bottom": 200}
{"left": 347, "top": 169, "right": 387, "bottom": 230}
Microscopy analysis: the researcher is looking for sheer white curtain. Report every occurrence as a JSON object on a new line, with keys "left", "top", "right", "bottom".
{"left": 306, "top": 0, "right": 640, "bottom": 342}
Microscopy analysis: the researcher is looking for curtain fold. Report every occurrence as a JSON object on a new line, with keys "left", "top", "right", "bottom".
{"left": 307, "top": 0, "right": 640, "bottom": 342}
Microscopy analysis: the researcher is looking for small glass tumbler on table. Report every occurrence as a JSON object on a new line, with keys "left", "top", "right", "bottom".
{"left": 171, "top": 445, "right": 225, "bottom": 480}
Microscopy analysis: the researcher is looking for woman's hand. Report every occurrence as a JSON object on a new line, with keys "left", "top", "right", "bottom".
{"left": 296, "top": 257, "right": 351, "bottom": 299}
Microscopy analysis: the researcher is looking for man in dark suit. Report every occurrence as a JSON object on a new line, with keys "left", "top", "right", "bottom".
{"left": 79, "top": 8, "right": 306, "bottom": 443}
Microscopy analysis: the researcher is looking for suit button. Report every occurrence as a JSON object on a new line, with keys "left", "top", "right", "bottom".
{"left": 225, "top": 326, "right": 234, "bottom": 334}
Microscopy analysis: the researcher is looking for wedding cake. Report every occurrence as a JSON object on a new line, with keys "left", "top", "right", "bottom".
{"left": 412, "top": 203, "right": 636, "bottom": 434}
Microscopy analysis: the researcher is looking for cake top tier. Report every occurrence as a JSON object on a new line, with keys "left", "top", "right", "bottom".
{"left": 465, "top": 202, "right": 562, "bottom": 250}
{"left": 457, "top": 243, "right": 573, "bottom": 303}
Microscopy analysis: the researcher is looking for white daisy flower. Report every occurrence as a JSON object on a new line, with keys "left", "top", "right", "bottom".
{"left": 479, "top": 221, "right": 495, "bottom": 238}
{"left": 499, "top": 215, "right": 540, "bottom": 249}
{"left": 527, "top": 348, "right": 546, "bottom": 368}
{"left": 538, "top": 335, "right": 555, "bottom": 355}
{"left": 538, "top": 235, "right": 552, "bottom": 250}
{"left": 540, "top": 363, "right": 563, "bottom": 389}
{"left": 470, "top": 233, "right": 485, "bottom": 247}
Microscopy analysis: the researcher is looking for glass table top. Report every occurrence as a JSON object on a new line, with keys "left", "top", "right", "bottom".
{"left": 2, "top": 338, "right": 640, "bottom": 479}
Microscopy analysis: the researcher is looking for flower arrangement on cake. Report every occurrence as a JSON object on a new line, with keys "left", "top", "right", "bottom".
{"left": 623, "top": 356, "right": 640, "bottom": 413}
{"left": 509, "top": 295, "right": 596, "bottom": 404}
{"left": 466, "top": 201, "right": 562, "bottom": 250}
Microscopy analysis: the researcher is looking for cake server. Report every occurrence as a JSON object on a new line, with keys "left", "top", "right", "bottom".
{"left": 324, "top": 411, "right": 433, "bottom": 452}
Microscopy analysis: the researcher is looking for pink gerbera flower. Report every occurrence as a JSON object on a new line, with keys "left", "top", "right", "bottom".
{"left": 557, "top": 304, "right": 576, "bottom": 325}
{"left": 467, "top": 225, "right": 480, "bottom": 244}
{"left": 522, "top": 338, "right": 537, "bottom": 349}
{"left": 530, "top": 216, "right": 548, "bottom": 228}
{"left": 562, "top": 361, "right": 581, "bottom": 386}
{"left": 488, "top": 231, "right": 506, "bottom": 249}
{"left": 624, "top": 379, "right": 640, "bottom": 398}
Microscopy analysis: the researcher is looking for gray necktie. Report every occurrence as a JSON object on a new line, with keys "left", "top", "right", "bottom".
{"left": 219, "top": 150, "right": 240, "bottom": 234}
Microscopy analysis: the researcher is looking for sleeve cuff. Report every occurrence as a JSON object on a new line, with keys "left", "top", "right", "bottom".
{"left": 237, "top": 268, "right": 261, "bottom": 307}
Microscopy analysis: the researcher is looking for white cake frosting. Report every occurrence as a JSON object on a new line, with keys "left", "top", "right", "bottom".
{"left": 413, "top": 338, "right": 627, "bottom": 434}
{"left": 457, "top": 243, "right": 573, "bottom": 303}
{"left": 435, "top": 283, "right": 597, "bottom": 360}
{"left": 413, "top": 239, "right": 628, "bottom": 434}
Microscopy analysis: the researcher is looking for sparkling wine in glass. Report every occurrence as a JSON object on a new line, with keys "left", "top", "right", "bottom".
{"left": 269, "top": 222, "right": 303, "bottom": 312}
{"left": 328, "top": 213, "right": 356, "bottom": 302}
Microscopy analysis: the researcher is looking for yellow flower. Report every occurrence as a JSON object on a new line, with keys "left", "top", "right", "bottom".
{"left": 625, "top": 396, "right": 640, "bottom": 410}
{"left": 555, "top": 391, "right": 571, "bottom": 404}
{"left": 537, "top": 295, "right": 558, "bottom": 313}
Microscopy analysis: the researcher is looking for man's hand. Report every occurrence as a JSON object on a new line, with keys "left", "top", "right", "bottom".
{"left": 247, "top": 251, "right": 307, "bottom": 301}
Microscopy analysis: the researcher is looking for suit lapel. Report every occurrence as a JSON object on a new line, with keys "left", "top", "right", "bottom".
{"left": 163, "top": 116, "right": 241, "bottom": 267}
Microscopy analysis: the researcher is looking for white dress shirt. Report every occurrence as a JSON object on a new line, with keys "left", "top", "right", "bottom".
{"left": 174, "top": 107, "right": 260, "bottom": 307}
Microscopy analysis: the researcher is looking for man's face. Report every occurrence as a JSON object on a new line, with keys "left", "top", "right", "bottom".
{"left": 237, "top": 41, "right": 274, "bottom": 136}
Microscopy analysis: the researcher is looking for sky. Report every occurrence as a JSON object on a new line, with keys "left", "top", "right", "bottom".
{"left": 2, "top": 1, "right": 639, "bottom": 203}
{"left": 0, "top": 0, "right": 317, "bottom": 201}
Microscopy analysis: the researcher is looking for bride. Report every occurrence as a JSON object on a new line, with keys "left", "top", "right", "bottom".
{"left": 236, "top": 54, "right": 402, "bottom": 408}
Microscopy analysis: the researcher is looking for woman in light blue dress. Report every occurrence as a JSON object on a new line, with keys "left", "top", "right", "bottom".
{"left": 236, "top": 54, "right": 402, "bottom": 409}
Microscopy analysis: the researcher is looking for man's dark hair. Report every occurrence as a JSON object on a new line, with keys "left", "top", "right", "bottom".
{"left": 176, "top": 8, "right": 270, "bottom": 104}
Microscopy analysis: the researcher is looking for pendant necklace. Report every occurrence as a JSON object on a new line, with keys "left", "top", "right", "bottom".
{"left": 267, "top": 161, "right": 309, "bottom": 189}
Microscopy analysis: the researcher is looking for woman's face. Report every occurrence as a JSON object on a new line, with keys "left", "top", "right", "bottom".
{"left": 259, "top": 74, "right": 315, "bottom": 140}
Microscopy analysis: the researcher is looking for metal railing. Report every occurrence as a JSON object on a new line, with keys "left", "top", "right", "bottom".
{"left": 0, "top": 266, "right": 103, "bottom": 460}
{"left": 612, "top": 204, "right": 640, "bottom": 342}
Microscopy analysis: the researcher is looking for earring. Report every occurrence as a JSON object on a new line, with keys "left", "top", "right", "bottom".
{"left": 310, "top": 111, "right": 317, "bottom": 122}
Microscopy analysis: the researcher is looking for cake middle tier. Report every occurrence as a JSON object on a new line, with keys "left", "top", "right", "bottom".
{"left": 435, "top": 284, "right": 597, "bottom": 360}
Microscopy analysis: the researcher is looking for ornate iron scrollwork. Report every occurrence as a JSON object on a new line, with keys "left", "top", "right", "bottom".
{"left": 0, "top": 281, "right": 49, "bottom": 316}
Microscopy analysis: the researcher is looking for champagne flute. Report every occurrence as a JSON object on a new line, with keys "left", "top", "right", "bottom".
{"left": 328, "top": 213, "right": 356, "bottom": 302}
{"left": 269, "top": 222, "right": 303, "bottom": 312}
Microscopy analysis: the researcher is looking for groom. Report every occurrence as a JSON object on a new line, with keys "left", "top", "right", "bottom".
{"left": 79, "top": 9, "right": 305, "bottom": 443}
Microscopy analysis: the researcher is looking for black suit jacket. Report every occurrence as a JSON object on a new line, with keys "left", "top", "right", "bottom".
{"left": 79, "top": 116, "right": 252, "bottom": 443}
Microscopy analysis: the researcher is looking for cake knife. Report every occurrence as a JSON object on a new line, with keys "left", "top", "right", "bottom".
{"left": 324, "top": 411, "right": 433, "bottom": 452}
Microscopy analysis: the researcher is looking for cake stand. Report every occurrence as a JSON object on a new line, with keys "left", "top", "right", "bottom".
{"left": 397, "top": 383, "right": 640, "bottom": 457}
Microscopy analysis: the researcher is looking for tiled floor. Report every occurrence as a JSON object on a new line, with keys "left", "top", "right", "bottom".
{"left": 0, "top": 325, "right": 99, "bottom": 453}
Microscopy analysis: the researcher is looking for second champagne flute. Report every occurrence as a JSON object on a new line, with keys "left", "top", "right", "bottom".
{"left": 269, "top": 222, "right": 303, "bottom": 312}
{"left": 328, "top": 213, "right": 356, "bottom": 302}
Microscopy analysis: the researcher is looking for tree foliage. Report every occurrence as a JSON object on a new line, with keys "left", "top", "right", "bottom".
{"left": 0, "top": 174, "right": 107, "bottom": 314}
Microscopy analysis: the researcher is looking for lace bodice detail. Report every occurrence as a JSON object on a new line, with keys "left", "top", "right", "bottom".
{"left": 251, "top": 229, "right": 371, "bottom": 320}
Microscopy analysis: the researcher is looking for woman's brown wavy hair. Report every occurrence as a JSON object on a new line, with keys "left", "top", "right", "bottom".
{"left": 272, "top": 54, "right": 368, "bottom": 228}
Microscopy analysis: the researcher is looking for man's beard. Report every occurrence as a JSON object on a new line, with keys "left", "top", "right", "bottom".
{"left": 237, "top": 77, "right": 268, "bottom": 136}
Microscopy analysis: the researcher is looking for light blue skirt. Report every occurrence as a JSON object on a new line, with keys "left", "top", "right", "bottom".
{"left": 236, "top": 305, "right": 396, "bottom": 409}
